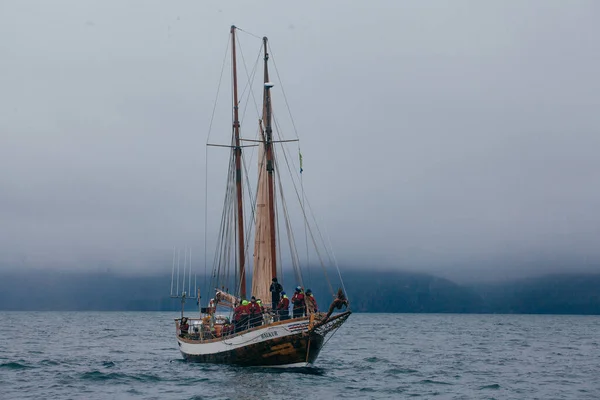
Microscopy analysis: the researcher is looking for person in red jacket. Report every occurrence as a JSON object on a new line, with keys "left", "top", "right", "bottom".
{"left": 291, "top": 286, "right": 305, "bottom": 318}
{"left": 180, "top": 317, "right": 189, "bottom": 337}
{"left": 233, "top": 303, "right": 243, "bottom": 333}
{"left": 277, "top": 291, "right": 290, "bottom": 320}
{"left": 234, "top": 300, "right": 250, "bottom": 333}
{"left": 248, "top": 296, "right": 262, "bottom": 328}
{"left": 306, "top": 289, "right": 318, "bottom": 313}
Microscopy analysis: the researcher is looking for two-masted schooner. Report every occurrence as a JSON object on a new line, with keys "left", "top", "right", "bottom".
{"left": 173, "top": 26, "right": 350, "bottom": 368}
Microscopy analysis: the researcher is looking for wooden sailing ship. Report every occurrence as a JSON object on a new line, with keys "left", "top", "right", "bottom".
{"left": 174, "top": 26, "right": 351, "bottom": 368}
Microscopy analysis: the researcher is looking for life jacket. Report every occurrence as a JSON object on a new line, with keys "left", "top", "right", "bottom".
{"left": 248, "top": 302, "right": 261, "bottom": 315}
{"left": 241, "top": 304, "right": 250, "bottom": 316}
{"left": 292, "top": 292, "right": 305, "bottom": 306}
{"left": 233, "top": 305, "right": 245, "bottom": 321}
{"left": 278, "top": 296, "right": 290, "bottom": 310}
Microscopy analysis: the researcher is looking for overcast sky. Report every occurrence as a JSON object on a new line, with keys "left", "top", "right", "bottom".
{"left": 1, "top": 1, "right": 599, "bottom": 280}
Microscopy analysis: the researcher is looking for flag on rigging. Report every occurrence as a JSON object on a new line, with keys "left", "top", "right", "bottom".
{"left": 299, "top": 151, "right": 303, "bottom": 173}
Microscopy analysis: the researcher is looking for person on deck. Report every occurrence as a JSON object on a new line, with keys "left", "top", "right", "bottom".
{"left": 257, "top": 299, "right": 266, "bottom": 325}
{"left": 180, "top": 317, "right": 189, "bottom": 337}
{"left": 234, "top": 300, "right": 250, "bottom": 333}
{"left": 306, "top": 289, "right": 318, "bottom": 313}
{"left": 277, "top": 291, "right": 290, "bottom": 320}
{"left": 233, "top": 302, "right": 243, "bottom": 333}
{"left": 270, "top": 277, "right": 283, "bottom": 309}
{"left": 291, "top": 286, "right": 305, "bottom": 318}
{"left": 241, "top": 300, "right": 250, "bottom": 330}
{"left": 257, "top": 299, "right": 265, "bottom": 315}
{"left": 248, "top": 296, "right": 262, "bottom": 328}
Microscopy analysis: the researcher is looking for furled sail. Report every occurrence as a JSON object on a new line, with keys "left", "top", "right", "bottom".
{"left": 251, "top": 130, "right": 274, "bottom": 306}
{"left": 214, "top": 289, "right": 240, "bottom": 308}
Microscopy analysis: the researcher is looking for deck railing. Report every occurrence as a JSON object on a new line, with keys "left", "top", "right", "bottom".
{"left": 176, "top": 309, "right": 324, "bottom": 341}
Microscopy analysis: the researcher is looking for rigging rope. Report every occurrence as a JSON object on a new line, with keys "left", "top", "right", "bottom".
{"left": 237, "top": 39, "right": 263, "bottom": 123}
{"left": 206, "top": 34, "right": 230, "bottom": 144}
{"left": 269, "top": 43, "right": 345, "bottom": 297}
{"left": 274, "top": 157, "right": 304, "bottom": 286}
{"left": 204, "top": 144, "right": 208, "bottom": 295}
{"left": 235, "top": 26, "right": 263, "bottom": 41}
{"left": 272, "top": 114, "right": 334, "bottom": 296}
{"left": 301, "top": 151, "right": 311, "bottom": 285}
{"left": 268, "top": 43, "right": 300, "bottom": 141}
{"left": 204, "top": 32, "right": 349, "bottom": 310}
{"left": 204, "top": 32, "right": 231, "bottom": 299}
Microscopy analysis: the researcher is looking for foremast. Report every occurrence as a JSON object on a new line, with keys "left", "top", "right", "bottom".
{"left": 231, "top": 25, "right": 247, "bottom": 299}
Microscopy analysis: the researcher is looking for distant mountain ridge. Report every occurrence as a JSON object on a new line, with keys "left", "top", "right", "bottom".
{"left": 0, "top": 269, "right": 599, "bottom": 315}
{"left": 469, "top": 273, "right": 600, "bottom": 315}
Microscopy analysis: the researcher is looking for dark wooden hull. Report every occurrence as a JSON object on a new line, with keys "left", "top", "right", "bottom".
{"left": 180, "top": 331, "right": 324, "bottom": 367}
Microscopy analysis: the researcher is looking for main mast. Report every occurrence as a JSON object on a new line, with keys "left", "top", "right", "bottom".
{"left": 262, "top": 36, "right": 277, "bottom": 279}
{"left": 231, "top": 26, "right": 247, "bottom": 299}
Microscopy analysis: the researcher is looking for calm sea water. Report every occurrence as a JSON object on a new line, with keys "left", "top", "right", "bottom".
{"left": 0, "top": 312, "right": 598, "bottom": 399}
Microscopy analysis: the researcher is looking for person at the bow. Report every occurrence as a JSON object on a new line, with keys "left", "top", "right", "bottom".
{"left": 306, "top": 289, "right": 318, "bottom": 313}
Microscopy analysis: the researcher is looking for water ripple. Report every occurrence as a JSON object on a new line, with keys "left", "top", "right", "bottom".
{"left": 0, "top": 312, "right": 599, "bottom": 399}
{"left": 1, "top": 361, "right": 35, "bottom": 370}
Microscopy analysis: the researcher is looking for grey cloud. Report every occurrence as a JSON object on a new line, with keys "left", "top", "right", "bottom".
{"left": 1, "top": 1, "right": 599, "bottom": 278}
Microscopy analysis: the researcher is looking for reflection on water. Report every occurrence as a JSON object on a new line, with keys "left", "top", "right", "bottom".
{"left": 251, "top": 366, "right": 326, "bottom": 376}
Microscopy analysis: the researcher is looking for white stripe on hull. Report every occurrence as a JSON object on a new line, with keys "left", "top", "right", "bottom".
{"left": 177, "top": 319, "right": 310, "bottom": 357}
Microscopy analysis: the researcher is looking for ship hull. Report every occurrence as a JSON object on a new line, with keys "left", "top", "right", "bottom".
{"left": 177, "top": 318, "right": 324, "bottom": 367}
